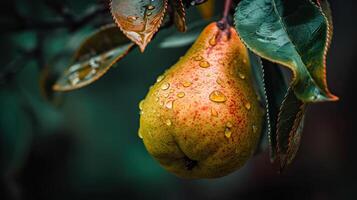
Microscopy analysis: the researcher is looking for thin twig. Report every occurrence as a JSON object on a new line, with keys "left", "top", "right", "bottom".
{"left": 217, "top": 0, "right": 233, "bottom": 30}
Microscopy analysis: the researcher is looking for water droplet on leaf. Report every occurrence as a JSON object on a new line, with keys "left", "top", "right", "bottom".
{"left": 147, "top": 5, "right": 155, "bottom": 10}
{"left": 68, "top": 73, "right": 80, "bottom": 86}
{"left": 127, "top": 16, "right": 138, "bottom": 22}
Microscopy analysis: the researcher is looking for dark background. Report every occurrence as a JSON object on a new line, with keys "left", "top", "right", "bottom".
{"left": 0, "top": 0, "right": 356, "bottom": 199}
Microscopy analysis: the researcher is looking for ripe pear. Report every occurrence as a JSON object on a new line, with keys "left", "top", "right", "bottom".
{"left": 138, "top": 22, "right": 264, "bottom": 179}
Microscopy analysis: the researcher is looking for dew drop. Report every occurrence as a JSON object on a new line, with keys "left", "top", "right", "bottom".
{"left": 156, "top": 75, "right": 165, "bottom": 83}
{"left": 163, "top": 92, "right": 169, "bottom": 98}
{"left": 68, "top": 73, "right": 80, "bottom": 86}
{"left": 161, "top": 83, "right": 170, "bottom": 90}
{"left": 177, "top": 92, "right": 185, "bottom": 98}
{"left": 199, "top": 61, "right": 210, "bottom": 68}
{"left": 83, "top": 69, "right": 96, "bottom": 80}
{"left": 182, "top": 81, "right": 192, "bottom": 87}
{"left": 211, "top": 108, "right": 218, "bottom": 117}
{"left": 224, "top": 128, "right": 232, "bottom": 138}
{"left": 146, "top": 12, "right": 152, "bottom": 16}
{"left": 209, "top": 36, "right": 217, "bottom": 46}
{"left": 89, "top": 57, "right": 100, "bottom": 68}
{"left": 139, "top": 100, "right": 144, "bottom": 110}
{"left": 218, "top": 59, "right": 225, "bottom": 64}
{"left": 216, "top": 77, "right": 225, "bottom": 88}
{"left": 165, "top": 100, "right": 174, "bottom": 109}
{"left": 193, "top": 55, "right": 203, "bottom": 61}
{"left": 165, "top": 119, "right": 172, "bottom": 126}
{"left": 226, "top": 122, "right": 233, "bottom": 128}
{"left": 244, "top": 102, "right": 251, "bottom": 110}
{"left": 209, "top": 90, "right": 227, "bottom": 103}
{"left": 147, "top": 5, "right": 155, "bottom": 10}
{"left": 238, "top": 72, "right": 246, "bottom": 80}
{"left": 138, "top": 131, "right": 143, "bottom": 139}
{"left": 252, "top": 125, "right": 258, "bottom": 133}
{"left": 243, "top": 59, "right": 247, "bottom": 64}
{"left": 127, "top": 16, "right": 138, "bottom": 22}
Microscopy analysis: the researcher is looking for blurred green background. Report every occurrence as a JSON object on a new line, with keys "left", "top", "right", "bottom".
{"left": 1, "top": 0, "right": 356, "bottom": 199}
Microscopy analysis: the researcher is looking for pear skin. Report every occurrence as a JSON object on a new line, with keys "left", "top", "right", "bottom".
{"left": 139, "top": 22, "right": 264, "bottom": 179}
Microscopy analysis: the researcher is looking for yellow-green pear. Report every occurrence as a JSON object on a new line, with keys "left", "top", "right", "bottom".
{"left": 138, "top": 22, "right": 264, "bottom": 179}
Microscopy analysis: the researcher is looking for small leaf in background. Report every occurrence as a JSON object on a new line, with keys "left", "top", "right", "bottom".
{"left": 197, "top": 0, "right": 215, "bottom": 20}
{"left": 170, "top": 0, "right": 187, "bottom": 32}
{"left": 234, "top": 0, "right": 338, "bottom": 103}
{"left": 110, "top": 0, "right": 168, "bottom": 52}
{"left": 276, "top": 88, "right": 306, "bottom": 171}
{"left": 53, "top": 24, "right": 134, "bottom": 92}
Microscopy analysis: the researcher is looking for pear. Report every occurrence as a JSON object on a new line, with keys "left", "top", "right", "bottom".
{"left": 138, "top": 22, "right": 264, "bottom": 179}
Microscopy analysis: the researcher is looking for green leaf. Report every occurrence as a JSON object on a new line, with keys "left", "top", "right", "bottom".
{"left": 262, "top": 60, "right": 289, "bottom": 162}
{"left": 317, "top": 0, "right": 333, "bottom": 50}
{"left": 110, "top": 0, "right": 168, "bottom": 52}
{"left": 234, "top": 0, "right": 338, "bottom": 103}
{"left": 170, "top": 0, "right": 187, "bottom": 32}
{"left": 276, "top": 88, "right": 306, "bottom": 170}
{"left": 53, "top": 24, "right": 134, "bottom": 92}
{"left": 249, "top": 52, "right": 270, "bottom": 153}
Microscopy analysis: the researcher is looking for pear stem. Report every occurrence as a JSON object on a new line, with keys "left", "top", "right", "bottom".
{"left": 217, "top": 0, "right": 233, "bottom": 31}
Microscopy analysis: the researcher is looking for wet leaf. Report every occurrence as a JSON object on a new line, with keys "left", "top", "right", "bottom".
{"left": 110, "top": 0, "right": 168, "bottom": 52}
{"left": 234, "top": 0, "right": 338, "bottom": 103}
{"left": 276, "top": 88, "right": 306, "bottom": 171}
{"left": 53, "top": 24, "right": 134, "bottom": 92}
{"left": 170, "top": 0, "right": 187, "bottom": 32}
